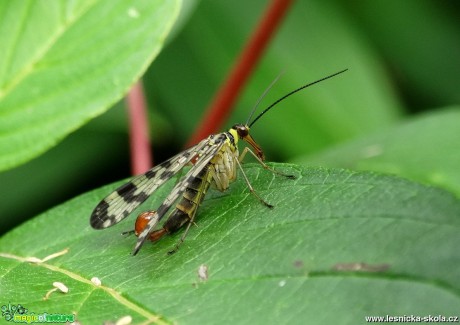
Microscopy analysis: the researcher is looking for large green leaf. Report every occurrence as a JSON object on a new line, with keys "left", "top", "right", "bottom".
{"left": 296, "top": 108, "right": 460, "bottom": 197}
{"left": 1, "top": 164, "right": 459, "bottom": 324}
{"left": 0, "top": 0, "right": 180, "bottom": 171}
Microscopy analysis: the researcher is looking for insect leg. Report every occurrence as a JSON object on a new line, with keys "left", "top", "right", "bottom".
{"left": 167, "top": 208, "right": 198, "bottom": 255}
{"left": 239, "top": 147, "right": 296, "bottom": 179}
{"left": 235, "top": 158, "right": 273, "bottom": 208}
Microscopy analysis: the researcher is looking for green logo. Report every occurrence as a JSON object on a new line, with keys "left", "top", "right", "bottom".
{"left": 1, "top": 303, "right": 75, "bottom": 323}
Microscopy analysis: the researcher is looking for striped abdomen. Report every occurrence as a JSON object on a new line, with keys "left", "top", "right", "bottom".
{"left": 145, "top": 165, "right": 213, "bottom": 241}
{"left": 144, "top": 140, "right": 238, "bottom": 242}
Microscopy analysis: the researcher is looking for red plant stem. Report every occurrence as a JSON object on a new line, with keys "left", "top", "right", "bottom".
{"left": 185, "top": 0, "right": 294, "bottom": 148}
{"left": 126, "top": 80, "right": 153, "bottom": 175}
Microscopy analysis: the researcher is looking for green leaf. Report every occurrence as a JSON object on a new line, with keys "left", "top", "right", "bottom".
{"left": 1, "top": 164, "right": 459, "bottom": 324}
{"left": 0, "top": 0, "right": 180, "bottom": 171}
{"left": 295, "top": 108, "right": 460, "bottom": 197}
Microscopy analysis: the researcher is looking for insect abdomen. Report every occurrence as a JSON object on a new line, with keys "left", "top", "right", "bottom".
{"left": 159, "top": 165, "right": 212, "bottom": 236}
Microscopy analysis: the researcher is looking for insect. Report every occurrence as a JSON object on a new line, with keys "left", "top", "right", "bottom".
{"left": 90, "top": 69, "right": 347, "bottom": 255}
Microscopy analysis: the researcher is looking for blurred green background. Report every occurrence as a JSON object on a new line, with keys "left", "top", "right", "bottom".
{"left": 1, "top": 0, "right": 459, "bottom": 235}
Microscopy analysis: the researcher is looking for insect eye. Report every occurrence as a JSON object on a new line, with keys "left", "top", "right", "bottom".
{"left": 237, "top": 125, "right": 249, "bottom": 137}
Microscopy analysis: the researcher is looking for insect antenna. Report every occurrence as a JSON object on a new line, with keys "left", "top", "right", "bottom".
{"left": 245, "top": 72, "right": 284, "bottom": 126}
{"left": 248, "top": 69, "right": 348, "bottom": 128}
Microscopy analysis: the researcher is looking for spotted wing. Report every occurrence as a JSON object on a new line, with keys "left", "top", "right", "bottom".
{"left": 132, "top": 134, "right": 227, "bottom": 255}
{"left": 90, "top": 140, "right": 209, "bottom": 229}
